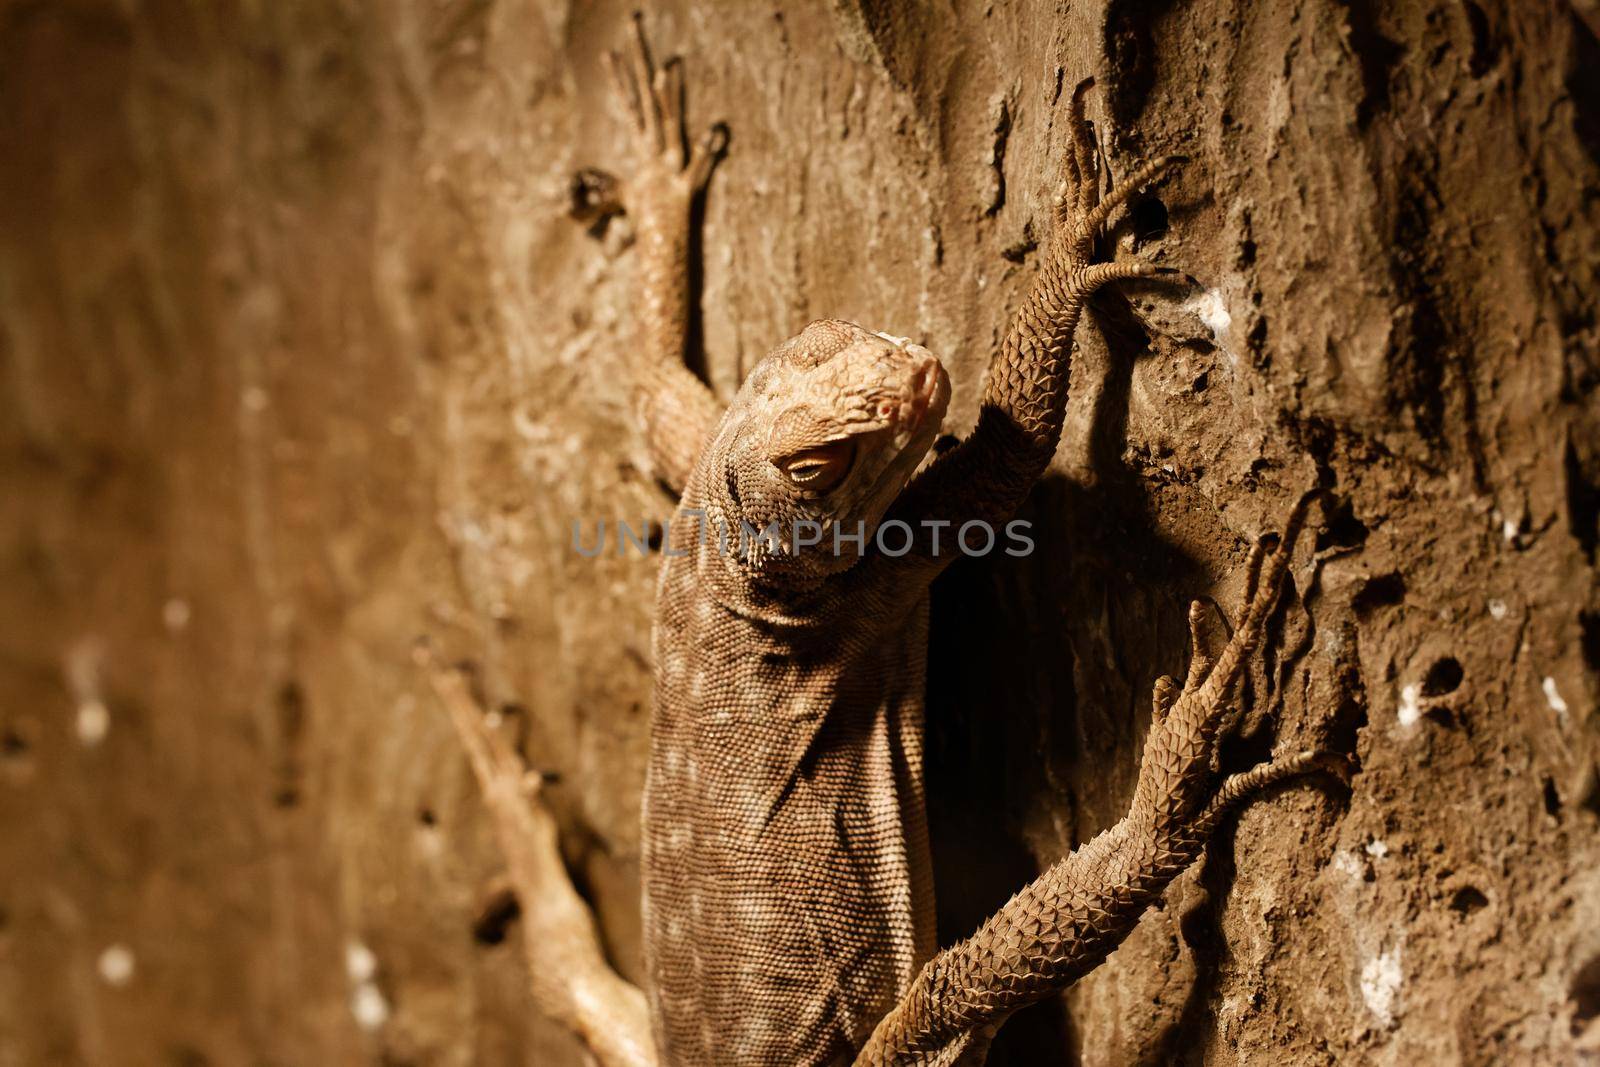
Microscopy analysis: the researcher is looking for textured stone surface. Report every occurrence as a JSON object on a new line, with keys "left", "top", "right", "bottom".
{"left": 1, "top": 1, "right": 1596, "bottom": 1063}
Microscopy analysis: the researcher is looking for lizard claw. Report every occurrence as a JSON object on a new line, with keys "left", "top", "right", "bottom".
{"left": 1058, "top": 77, "right": 1098, "bottom": 220}
{"left": 1053, "top": 77, "right": 1184, "bottom": 235}
{"left": 591, "top": 15, "right": 725, "bottom": 220}
{"left": 1131, "top": 491, "right": 1329, "bottom": 827}
{"left": 687, "top": 121, "right": 730, "bottom": 195}
{"left": 1046, "top": 78, "right": 1185, "bottom": 300}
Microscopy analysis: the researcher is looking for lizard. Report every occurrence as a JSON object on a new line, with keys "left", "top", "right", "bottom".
{"left": 422, "top": 16, "right": 1346, "bottom": 1067}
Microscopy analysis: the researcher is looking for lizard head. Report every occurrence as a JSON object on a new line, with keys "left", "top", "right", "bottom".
{"left": 704, "top": 318, "right": 950, "bottom": 582}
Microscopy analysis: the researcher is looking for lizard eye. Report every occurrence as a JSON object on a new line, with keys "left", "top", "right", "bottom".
{"left": 777, "top": 440, "right": 856, "bottom": 493}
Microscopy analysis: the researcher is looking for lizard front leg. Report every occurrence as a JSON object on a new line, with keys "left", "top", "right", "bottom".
{"left": 583, "top": 15, "right": 728, "bottom": 493}
{"left": 856, "top": 493, "right": 1350, "bottom": 1065}
{"left": 888, "top": 80, "right": 1180, "bottom": 563}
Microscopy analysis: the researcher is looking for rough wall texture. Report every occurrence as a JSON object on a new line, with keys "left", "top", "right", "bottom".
{"left": 2, "top": 0, "right": 1597, "bottom": 1064}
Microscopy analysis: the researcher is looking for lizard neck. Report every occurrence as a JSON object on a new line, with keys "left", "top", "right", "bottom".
{"left": 670, "top": 463, "right": 843, "bottom": 630}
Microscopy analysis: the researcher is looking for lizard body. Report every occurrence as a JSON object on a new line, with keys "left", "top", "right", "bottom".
{"left": 430, "top": 18, "right": 1344, "bottom": 1067}
{"left": 644, "top": 319, "right": 947, "bottom": 1064}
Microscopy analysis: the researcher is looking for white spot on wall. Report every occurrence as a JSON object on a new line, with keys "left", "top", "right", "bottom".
{"left": 1185, "top": 289, "right": 1233, "bottom": 344}
{"left": 76, "top": 699, "right": 110, "bottom": 746}
{"left": 1502, "top": 519, "right": 1517, "bottom": 543}
{"left": 162, "top": 598, "right": 191, "bottom": 632}
{"left": 1396, "top": 683, "right": 1422, "bottom": 729}
{"left": 1332, "top": 850, "right": 1363, "bottom": 879}
{"left": 345, "top": 940, "right": 388, "bottom": 1031}
{"left": 345, "top": 941, "right": 378, "bottom": 983}
{"left": 65, "top": 638, "right": 109, "bottom": 746}
{"left": 1365, "top": 839, "right": 1390, "bottom": 859}
{"left": 1543, "top": 677, "right": 1570, "bottom": 724}
{"left": 97, "top": 944, "right": 135, "bottom": 987}
{"left": 350, "top": 982, "right": 389, "bottom": 1031}
{"left": 1359, "top": 946, "right": 1403, "bottom": 1027}
{"left": 1487, "top": 598, "right": 1507, "bottom": 620}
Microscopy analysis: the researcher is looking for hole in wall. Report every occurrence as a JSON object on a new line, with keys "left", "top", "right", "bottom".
{"left": 1130, "top": 196, "right": 1168, "bottom": 244}
{"left": 472, "top": 888, "right": 521, "bottom": 947}
{"left": 1544, "top": 776, "right": 1563, "bottom": 817}
{"left": 1353, "top": 571, "right": 1406, "bottom": 615}
{"left": 1449, "top": 885, "right": 1488, "bottom": 916}
{"left": 1420, "top": 657, "right": 1464, "bottom": 697}
{"left": 1571, "top": 954, "right": 1600, "bottom": 1033}
{"left": 569, "top": 167, "right": 622, "bottom": 229}
{"left": 1316, "top": 500, "right": 1370, "bottom": 551}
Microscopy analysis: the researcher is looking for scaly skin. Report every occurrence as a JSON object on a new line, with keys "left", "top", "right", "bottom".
{"left": 427, "top": 18, "right": 1344, "bottom": 1067}
{"left": 592, "top": 15, "right": 727, "bottom": 490}
{"left": 854, "top": 494, "right": 1346, "bottom": 1065}
{"left": 888, "top": 80, "right": 1183, "bottom": 554}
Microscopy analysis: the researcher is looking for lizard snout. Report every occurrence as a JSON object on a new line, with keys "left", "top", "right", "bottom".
{"left": 899, "top": 350, "right": 945, "bottom": 430}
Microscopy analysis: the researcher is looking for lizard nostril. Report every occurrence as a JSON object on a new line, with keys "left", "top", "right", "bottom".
{"left": 908, "top": 363, "right": 932, "bottom": 400}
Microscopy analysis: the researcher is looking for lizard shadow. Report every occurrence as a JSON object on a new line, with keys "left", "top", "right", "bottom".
{"left": 925, "top": 286, "right": 1215, "bottom": 1063}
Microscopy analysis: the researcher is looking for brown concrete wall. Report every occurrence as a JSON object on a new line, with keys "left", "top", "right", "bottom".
{"left": 1, "top": 1, "right": 1597, "bottom": 1063}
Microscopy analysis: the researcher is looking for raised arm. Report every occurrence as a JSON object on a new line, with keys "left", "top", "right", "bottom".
{"left": 886, "top": 81, "right": 1179, "bottom": 565}
{"left": 856, "top": 494, "right": 1346, "bottom": 1065}
{"left": 584, "top": 16, "right": 727, "bottom": 492}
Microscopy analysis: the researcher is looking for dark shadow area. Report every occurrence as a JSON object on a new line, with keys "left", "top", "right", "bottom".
{"left": 924, "top": 287, "right": 1213, "bottom": 1062}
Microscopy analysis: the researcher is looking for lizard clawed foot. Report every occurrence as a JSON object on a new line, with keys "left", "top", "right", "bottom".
{"left": 1050, "top": 78, "right": 1185, "bottom": 289}
{"left": 1131, "top": 489, "right": 1333, "bottom": 832}
{"left": 600, "top": 14, "right": 727, "bottom": 205}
